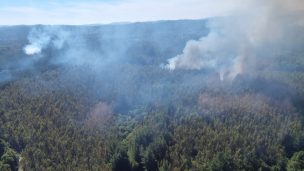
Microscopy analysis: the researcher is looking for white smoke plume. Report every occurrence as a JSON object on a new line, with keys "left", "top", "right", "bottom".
{"left": 24, "top": 45, "right": 42, "bottom": 55}
{"left": 165, "top": 0, "right": 304, "bottom": 81}
{"left": 23, "top": 26, "right": 70, "bottom": 56}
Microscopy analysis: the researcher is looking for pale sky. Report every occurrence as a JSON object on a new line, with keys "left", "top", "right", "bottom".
{"left": 0, "top": 0, "right": 246, "bottom": 25}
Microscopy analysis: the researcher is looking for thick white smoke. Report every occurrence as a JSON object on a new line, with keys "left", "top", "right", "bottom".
{"left": 23, "top": 26, "right": 70, "bottom": 56}
{"left": 24, "top": 45, "right": 42, "bottom": 55}
{"left": 165, "top": 0, "right": 304, "bottom": 81}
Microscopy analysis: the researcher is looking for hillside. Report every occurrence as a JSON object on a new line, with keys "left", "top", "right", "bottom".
{"left": 1, "top": 19, "right": 304, "bottom": 171}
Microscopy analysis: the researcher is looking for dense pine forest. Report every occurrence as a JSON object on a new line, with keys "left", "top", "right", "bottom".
{"left": 1, "top": 19, "right": 304, "bottom": 171}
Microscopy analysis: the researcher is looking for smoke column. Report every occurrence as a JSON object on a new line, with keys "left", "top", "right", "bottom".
{"left": 165, "top": 0, "right": 304, "bottom": 81}
{"left": 23, "top": 26, "right": 70, "bottom": 56}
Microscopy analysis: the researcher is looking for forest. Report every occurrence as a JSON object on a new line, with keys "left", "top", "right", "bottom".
{"left": 1, "top": 18, "right": 304, "bottom": 171}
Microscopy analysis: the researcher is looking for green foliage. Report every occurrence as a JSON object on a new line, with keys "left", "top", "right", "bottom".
{"left": 2, "top": 66, "right": 304, "bottom": 170}
{"left": 1, "top": 24, "right": 304, "bottom": 170}
{"left": 208, "top": 152, "right": 236, "bottom": 171}
{"left": 287, "top": 151, "right": 304, "bottom": 171}
{"left": 0, "top": 139, "right": 19, "bottom": 171}
{"left": 111, "top": 147, "right": 132, "bottom": 171}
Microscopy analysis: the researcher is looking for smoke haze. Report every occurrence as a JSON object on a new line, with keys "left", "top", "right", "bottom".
{"left": 23, "top": 26, "right": 70, "bottom": 56}
{"left": 165, "top": 0, "right": 304, "bottom": 80}
{"left": 1, "top": 0, "right": 303, "bottom": 112}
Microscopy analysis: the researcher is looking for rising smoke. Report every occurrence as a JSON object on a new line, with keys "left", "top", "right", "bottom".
{"left": 165, "top": 0, "right": 304, "bottom": 81}
{"left": 23, "top": 26, "right": 70, "bottom": 56}
{"left": 2, "top": 0, "right": 301, "bottom": 113}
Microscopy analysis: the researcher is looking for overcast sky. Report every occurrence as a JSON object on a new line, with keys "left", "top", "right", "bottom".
{"left": 0, "top": 0, "right": 246, "bottom": 25}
